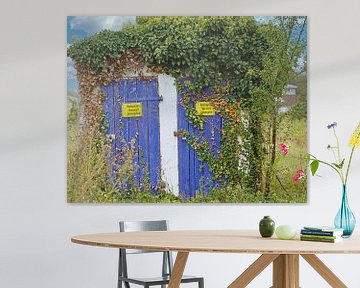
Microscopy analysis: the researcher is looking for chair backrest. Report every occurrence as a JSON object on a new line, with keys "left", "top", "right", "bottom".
{"left": 118, "top": 220, "right": 173, "bottom": 282}
{"left": 120, "top": 220, "right": 168, "bottom": 232}
{"left": 119, "top": 220, "right": 169, "bottom": 254}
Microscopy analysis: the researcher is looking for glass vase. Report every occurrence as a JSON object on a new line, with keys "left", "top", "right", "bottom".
{"left": 334, "top": 185, "right": 356, "bottom": 237}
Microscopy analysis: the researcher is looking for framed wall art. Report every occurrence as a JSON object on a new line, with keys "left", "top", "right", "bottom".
{"left": 67, "top": 16, "right": 307, "bottom": 203}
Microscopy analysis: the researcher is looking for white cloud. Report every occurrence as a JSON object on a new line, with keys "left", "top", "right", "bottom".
{"left": 69, "top": 16, "right": 136, "bottom": 34}
{"left": 67, "top": 57, "right": 76, "bottom": 80}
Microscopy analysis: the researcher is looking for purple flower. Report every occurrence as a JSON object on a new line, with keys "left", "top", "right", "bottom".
{"left": 327, "top": 122, "right": 337, "bottom": 129}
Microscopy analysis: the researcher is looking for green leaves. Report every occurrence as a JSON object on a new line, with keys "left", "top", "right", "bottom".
{"left": 332, "top": 158, "right": 345, "bottom": 169}
{"left": 272, "top": 156, "right": 281, "bottom": 168}
{"left": 67, "top": 16, "right": 273, "bottom": 86}
{"left": 310, "top": 160, "right": 319, "bottom": 176}
{"left": 69, "top": 17, "right": 296, "bottom": 195}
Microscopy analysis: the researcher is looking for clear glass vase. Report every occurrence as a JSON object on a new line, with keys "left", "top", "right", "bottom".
{"left": 334, "top": 185, "right": 356, "bottom": 237}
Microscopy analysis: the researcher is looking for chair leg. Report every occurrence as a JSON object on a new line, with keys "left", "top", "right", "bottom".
{"left": 199, "top": 278, "right": 204, "bottom": 288}
{"left": 118, "top": 279, "right": 130, "bottom": 288}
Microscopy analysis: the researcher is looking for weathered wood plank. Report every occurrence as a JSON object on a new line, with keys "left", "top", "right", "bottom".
{"left": 136, "top": 79, "right": 149, "bottom": 185}
{"left": 177, "top": 81, "right": 191, "bottom": 198}
{"left": 146, "top": 79, "right": 161, "bottom": 194}
{"left": 177, "top": 78, "right": 224, "bottom": 198}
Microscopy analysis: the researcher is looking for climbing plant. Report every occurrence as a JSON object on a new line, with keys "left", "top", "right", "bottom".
{"left": 68, "top": 16, "right": 302, "bottom": 198}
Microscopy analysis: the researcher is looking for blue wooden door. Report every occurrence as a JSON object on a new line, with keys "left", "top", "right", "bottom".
{"left": 103, "top": 78, "right": 161, "bottom": 194}
{"left": 177, "top": 82, "right": 222, "bottom": 199}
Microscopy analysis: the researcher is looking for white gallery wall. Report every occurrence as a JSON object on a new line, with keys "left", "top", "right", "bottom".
{"left": 1, "top": 0, "right": 360, "bottom": 287}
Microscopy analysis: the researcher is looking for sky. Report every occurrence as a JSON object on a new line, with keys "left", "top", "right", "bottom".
{"left": 67, "top": 16, "right": 136, "bottom": 92}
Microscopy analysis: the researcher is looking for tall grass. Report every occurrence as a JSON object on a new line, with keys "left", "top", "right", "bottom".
{"left": 67, "top": 98, "right": 178, "bottom": 203}
{"left": 268, "top": 116, "right": 307, "bottom": 203}
{"left": 67, "top": 122, "right": 116, "bottom": 202}
{"left": 67, "top": 97, "right": 307, "bottom": 203}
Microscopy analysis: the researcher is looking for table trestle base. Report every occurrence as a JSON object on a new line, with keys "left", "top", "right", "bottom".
{"left": 227, "top": 253, "right": 348, "bottom": 288}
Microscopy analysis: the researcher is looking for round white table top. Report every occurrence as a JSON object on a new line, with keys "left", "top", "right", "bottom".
{"left": 71, "top": 230, "right": 360, "bottom": 254}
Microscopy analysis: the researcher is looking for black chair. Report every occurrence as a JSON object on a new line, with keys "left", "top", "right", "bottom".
{"left": 118, "top": 220, "right": 204, "bottom": 288}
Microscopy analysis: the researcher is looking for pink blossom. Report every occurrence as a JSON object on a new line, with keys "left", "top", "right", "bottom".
{"left": 293, "top": 169, "right": 305, "bottom": 183}
{"left": 279, "top": 143, "right": 289, "bottom": 156}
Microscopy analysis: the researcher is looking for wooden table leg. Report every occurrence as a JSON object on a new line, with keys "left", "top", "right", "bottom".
{"left": 272, "top": 254, "right": 299, "bottom": 288}
{"left": 168, "top": 252, "right": 189, "bottom": 288}
{"left": 228, "top": 254, "right": 279, "bottom": 288}
{"left": 288, "top": 255, "right": 299, "bottom": 288}
{"left": 301, "top": 254, "right": 347, "bottom": 288}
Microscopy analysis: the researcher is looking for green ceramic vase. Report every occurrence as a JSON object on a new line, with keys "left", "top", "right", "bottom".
{"left": 259, "top": 216, "right": 275, "bottom": 238}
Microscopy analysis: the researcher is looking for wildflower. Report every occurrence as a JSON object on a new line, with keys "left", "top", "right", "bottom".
{"left": 327, "top": 122, "right": 337, "bottom": 129}
{"left": 349, "top": 122, "right": 360, "bottom": 148}
{"left": 279, "top": 143, "right": 289, "bottom": 156}
{"left": 293, "top": 169, "right": 305, "bottom": 183}
{"left": 310, "top": 121, "right": 359, "bottom": 186}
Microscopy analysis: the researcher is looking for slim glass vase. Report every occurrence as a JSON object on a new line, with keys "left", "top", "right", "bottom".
{"left": 334, "top": 185, "right": 356, "bottom": 237}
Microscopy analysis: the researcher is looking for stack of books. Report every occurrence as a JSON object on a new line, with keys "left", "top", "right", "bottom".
{"left": 300, "top": 226, "right": 344, "bottom": 243}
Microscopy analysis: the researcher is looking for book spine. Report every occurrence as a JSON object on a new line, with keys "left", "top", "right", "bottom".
{"left": 300, "top": 237, "right": 337, "bottom": 243}
{"left": 301, "top": 230, "right": 335, "bottom": 236}
{"left": 300, "top": 234, "right": 337, "bottom": 240}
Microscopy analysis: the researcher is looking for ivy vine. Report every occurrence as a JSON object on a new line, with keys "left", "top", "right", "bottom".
{"left": 68, "top": 16, "right": 295, "bottom": 195}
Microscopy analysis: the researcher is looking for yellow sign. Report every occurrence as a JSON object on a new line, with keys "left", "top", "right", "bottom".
{"left": 122, "top": 103, "right": 142, "bottom": 117}
{"left": 195, "top": 102, "right": 215, "bottom": 116}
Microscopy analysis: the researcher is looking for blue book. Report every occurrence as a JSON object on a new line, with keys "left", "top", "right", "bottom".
{"left": 302, "top": 226, "right": 343, "bottom": 237}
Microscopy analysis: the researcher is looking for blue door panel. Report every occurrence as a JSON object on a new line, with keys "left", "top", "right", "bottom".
{"left": 103, "top": 78, "right": 161, "bottom": 194}
{"left": 178, "top": 100, "right": 191, "bottom": 199}
{"left": 177, "top": 80, "right": 223, "bottom": 199}
{"left": 123, "top": 79, "right": 140, "bottom": 186}
{"left": 136, "top": 80, "right": 149, "bottom": 187}
{"left": 136, "top": 79, "right": 160, "bottom": 194}
{"left": 115, "top": 80, "right": 126, "bottom": 168}
{"left": 145, "top": 81, "right": 161, "bottom": 193}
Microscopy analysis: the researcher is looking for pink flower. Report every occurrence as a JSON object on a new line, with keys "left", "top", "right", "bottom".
{"left": 293, "top": 169, "right": 305, "bottom": 183}
{"left": 279, "top": 143, "right": 289, "bottom": 156}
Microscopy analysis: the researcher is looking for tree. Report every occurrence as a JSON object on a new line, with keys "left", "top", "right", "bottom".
{"left": 261, "top": 16, "right": 307, "bottom": 198}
